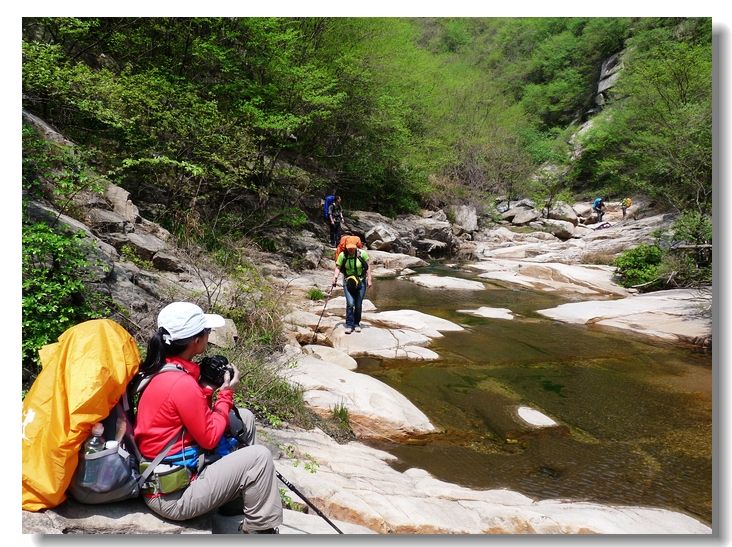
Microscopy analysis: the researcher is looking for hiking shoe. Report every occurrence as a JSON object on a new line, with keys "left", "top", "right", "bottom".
{"left": 354, "top": 325, "right": 362, "bottom": 333}
{"left": 345, "top": 327, "right": 354, "bottom": 334}
{"left": 238, "top": 522, "right": 279, "bottom": 534}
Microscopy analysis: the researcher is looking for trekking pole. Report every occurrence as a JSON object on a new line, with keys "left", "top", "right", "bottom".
{"left": 310, "top": 284, "right": 335, "bottom": 344}
{"left": 276, "top": 470, "right": 344, "bottom": 534}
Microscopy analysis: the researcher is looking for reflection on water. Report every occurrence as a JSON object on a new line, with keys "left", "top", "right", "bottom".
{"left": 359, "top": 266, "right": 712, "bottom": 524}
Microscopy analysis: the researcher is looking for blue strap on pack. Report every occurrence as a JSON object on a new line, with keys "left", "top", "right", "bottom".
{"left": 163, "top": 446, "right": 201, "bottom": 470}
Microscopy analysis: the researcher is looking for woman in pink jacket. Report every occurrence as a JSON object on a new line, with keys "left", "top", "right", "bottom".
{"left": 133, "top": 302, "right": 282, "bottom": 533}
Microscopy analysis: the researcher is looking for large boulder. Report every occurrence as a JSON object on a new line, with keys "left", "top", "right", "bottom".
{"left": 366, "top": 250, "right": 428, "bottom": 271}
{"left": 105, "top": 183, "right": 141, "bottom": 225}
{"left": 542, "top": 218, "right": 575, "bottom": 240}
{"left": 450, "top": 204, "right": 479, "bottom": 232}
{"left": 512, "top": 208, "right": 542, "bottom": 225}
{"left": 365, "top": 223, "right": 401, "bottom": 252}
{"left": 87, "top": 208, "right": 130, "bottom": 234}
{"left": 101, "top": 231, "right": 167, "bottom": 261}
{"left": 548, "top": 201, "right": 578, "bottom": 226}
{"left": 22, "top": 498, "right": 370, "bottom": 535}
{"left": 302, "top": 344, "right": 358, "bottom": 370}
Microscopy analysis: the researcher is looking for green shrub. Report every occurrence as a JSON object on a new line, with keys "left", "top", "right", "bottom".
{"left": 331, "top": 400, "right": 352, "bottom": 433}
{"left": 306, "top": 287, "right": 327, "bottom": 301}
{"left": 659, "top": 251, "right": 711, "bottom": 289}
{"left": 22, "top": 223, "right": 110, "bottom": 383}
{"left": 278, "top": 488, "right": 307, "bottom": 512}
{"left": 673, "top": 211, "right": 712, "bottom": 248}
{"left": 218, "top": 348, "right": 308, "bottom": 428}
{"left": 120, "top": 244, "right": 154, "bottom": 270}
{"left": 22, "top": 124, "right": 104, "bottom": 212}
{"left": 660, "top": 212, "right": 713, "bottom": 287}
{"left": 613, "top": 244, "right": 663, "bottom": 288}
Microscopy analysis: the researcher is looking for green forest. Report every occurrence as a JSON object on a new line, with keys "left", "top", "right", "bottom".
{"left": 21, "top": 17, "right": 713, "bottom": 381}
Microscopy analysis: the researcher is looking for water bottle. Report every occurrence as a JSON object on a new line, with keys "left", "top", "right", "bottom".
{"left": 84, "top": 423, "right": 106, "bottom": 454}
{"left": 80, "top": 423, "right": 106, "bottom": 487}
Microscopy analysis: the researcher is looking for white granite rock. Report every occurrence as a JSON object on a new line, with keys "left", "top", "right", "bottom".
{"left": 265, "top": 427, "right": 711, "bottom": 534}
{"left": 408, "top": 274, "right": 486, "bottom": 290}
{"left": 330, "top": 325, "right": 433, "bottom": 358}
{"left": 285, "top": 356, "right": 436, "bottom": 439}
{"left": 537, "top": 288, "right": 712, "bottom": 346}
{"left": 361, "top": 309, "right": 464, "bottom": 338}
{"left": 302, "top": 344, "right": 358, "bottom": 370}
{"left": 517, "top": 406, "right": 558, "bottom": 427}
{"left": 458, "top": 307, "right": 514, "bottom": 320}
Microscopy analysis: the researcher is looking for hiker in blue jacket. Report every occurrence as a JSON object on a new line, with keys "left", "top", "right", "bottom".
{"left": 592, "top": 196, "right": 607, "bottom": 223}
{"left": 328, "top": 195, "right": 344, "bottom": 247}
{"left": 323, "top": 189, "right": 337, "bottom": 245}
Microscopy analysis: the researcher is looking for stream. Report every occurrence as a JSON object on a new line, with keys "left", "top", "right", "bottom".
{"left": 358, "top": 264, "right": 712, "bottom": 525}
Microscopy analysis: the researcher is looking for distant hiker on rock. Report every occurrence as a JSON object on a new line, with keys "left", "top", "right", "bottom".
{"left": 328, "top": 195, "right": 345, "bottom": 247}
{"left": 323, "top": 188, "right": 338, "bottom": 246}
{"left": 332, "top": 236, "right": 372, "bottom": 334}
{"left": 621, "top": 197, "right": 632, "bottom": 219}
{"left": 592, "top": 196, "right": 607, "bottom": 223}
{"left": 133, "top": 302, "right": 283, "bottom": 533}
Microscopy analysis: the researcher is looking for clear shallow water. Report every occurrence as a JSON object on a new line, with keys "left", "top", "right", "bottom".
{"left": 359, "top": 265, "right": 712, "bottom": 525}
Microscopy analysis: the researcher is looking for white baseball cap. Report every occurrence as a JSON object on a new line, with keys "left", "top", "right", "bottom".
{"left": 157, "top": 302, "right": 225, "bottom": 345}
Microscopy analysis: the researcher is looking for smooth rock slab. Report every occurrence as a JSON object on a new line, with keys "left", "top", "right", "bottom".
{"left": 537, "top": 288, "right": 712, "bottom": 346}
{"left": 472, "top": 260, "right": 629, "bottom": 296}
{"left": 330, "top": 325, "right": 435, "bottom": 359}
{"left": 283, "top": 309, "right": 323, "bottom": 329}
{"left": 22, "top": 501, "right": 373, "bottom": 535}
{"left": 457, "top": 307, "right": 514, "bottom": 320}
{"left": 264, "top": 427, "right": 711, "bottom": 534}
{"left": 302, "top": 344, "right": 358, "bottom": 370}
{"left": 212, "top": 508, "right": 374, "bottom": 534}
{"left": 285, "top": 355, "right": 436, "bottom": 439}
{"left": 21, "top": 498, "right": 210, "bottom": 534}
{"left": 361, "top": 309, "right": 464, "bottom": 338}
{"left": 408, "top": 274, "right": 486, "bottom": 291}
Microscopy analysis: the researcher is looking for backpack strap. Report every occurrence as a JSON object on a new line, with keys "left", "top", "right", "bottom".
{"left": 134, "top": 363, "right": 186, "bottom": 395}
{"left": 130, "top": 363, "right": 189, "bottom": 475}
{"left": 339, "top": 250, "right": 368, "bottom": 276}
{"left": 114, "top": 393, "right": 142, "bottom": 461}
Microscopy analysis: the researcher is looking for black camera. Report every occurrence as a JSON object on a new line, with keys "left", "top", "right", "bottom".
{"left": 199, "top": 355, "right": 235, "bottom": 387}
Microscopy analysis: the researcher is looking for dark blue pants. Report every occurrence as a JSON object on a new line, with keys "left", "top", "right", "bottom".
{"left": 329, "top": 221, "right": 341, "bottom": 246}
{"left": 343, "top": 279, "right": 367, "bottom": 328}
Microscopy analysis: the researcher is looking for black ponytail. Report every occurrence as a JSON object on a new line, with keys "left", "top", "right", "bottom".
{"left": 139, "top": 327, "right": 208, "bottom": 374}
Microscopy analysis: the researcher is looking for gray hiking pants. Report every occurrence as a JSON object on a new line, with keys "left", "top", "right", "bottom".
{"left": 234, "top": 407, "right": 257, "bottom": 447}
{"left": 143, "top": 408, "right": 283, "bottom": 532}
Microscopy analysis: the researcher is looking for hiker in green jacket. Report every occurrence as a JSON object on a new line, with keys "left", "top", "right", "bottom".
{"left": 621, "top": 197, "right": 632, "bottom": 219}
{"left": 332, "top": 242, "right": 372, "bottom": 334}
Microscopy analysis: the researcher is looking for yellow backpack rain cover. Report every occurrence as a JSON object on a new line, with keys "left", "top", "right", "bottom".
{"left": 22, "top": 319, "right": 140, "bottom": 511}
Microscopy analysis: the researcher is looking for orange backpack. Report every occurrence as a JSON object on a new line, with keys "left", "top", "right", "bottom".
{"left": 334, "top": 235, "right": 364, "bottom": 261}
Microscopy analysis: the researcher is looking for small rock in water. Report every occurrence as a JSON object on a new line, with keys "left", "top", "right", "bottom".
{"left": 517, "top": 406, "right": 558, "bottom": 427}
